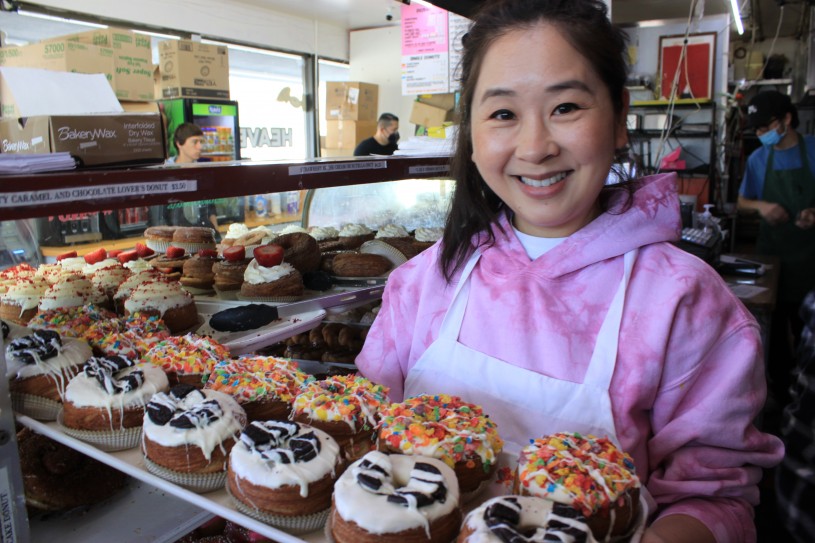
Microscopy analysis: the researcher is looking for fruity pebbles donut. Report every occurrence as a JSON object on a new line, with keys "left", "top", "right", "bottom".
{"left": 28, "top": 304, "right": 116, "bottom": 338}
{"left": 514, "top": 432, "right": 641, "bottom": 541}
{"left": 82, "top": 314, "right": 170, "bottom": 359}
{"left": 377, "top": 393, "right": 503, "bottom": 495}
{"left": 144, "top": 333, "right": 230, "bottom": 388}
{"left": 292, "top": 374, "right": 389, "bottom": 462}
{"left": 205, "top": 356, "right": 312, "bottom": 422}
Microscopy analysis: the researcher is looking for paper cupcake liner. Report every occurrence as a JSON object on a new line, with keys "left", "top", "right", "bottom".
{"left": 56, "top": 410, "right": 142, "bottom": 452}
{"left": 170, "top": 241, "right": 218, "bottom": 254}
{"left": 236, "top": 294, "right": 304, "bottom": 303}
{"left": 324, "top": 514, "right": 336, "bottom": 543}
{"left": 226, "top": 485, "right": 329, "bottom": 534}
{"left": 145, "top": 239, "right": 172, "bottom": 252}
{"left": 11, "top": 393, "right": 61, "bottom": 421}
{"left": 359, "top": 240, "right": 409, "bottom": 267}
{"left": 143, "top": 456, "right": 227, "bottom": 493}
{"left": 212, "top": 286, "right": 240, "bottom": 300}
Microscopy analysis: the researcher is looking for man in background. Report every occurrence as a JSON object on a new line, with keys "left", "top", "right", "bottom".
{"left": 167, "top": 122, "right": 204, "bottom": 164}
{"left": 354, "top": 113, "right": 399, "bottom": 156}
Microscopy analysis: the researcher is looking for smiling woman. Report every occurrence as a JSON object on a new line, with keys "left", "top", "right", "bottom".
{"left": 355, "top": 2, "right": 784, "bottom": 543}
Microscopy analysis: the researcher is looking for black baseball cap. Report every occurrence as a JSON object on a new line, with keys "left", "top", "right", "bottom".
{"left": 746, "top": 91, "right": 792, "bottom": 129}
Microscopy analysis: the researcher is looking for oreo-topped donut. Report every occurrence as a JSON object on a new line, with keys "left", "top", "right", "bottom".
{"left": 458, "top": 495, "right": 597, "bottom": 543}
{"left": 62, "top": 355, "right": 169, "bottom": 432}
{"left": 329, "top": 450, "right": 461, "bottom": 543}
{"left": 142, "top": 385, "right": 246, "bottom": 474}
{"left": 227, "top": 420, "right": 342, "bottom": 519}
{"left": 514, "top": 433, "right": 641, "bottom": 540}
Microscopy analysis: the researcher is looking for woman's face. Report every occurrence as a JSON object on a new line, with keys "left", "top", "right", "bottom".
{"left": 470, "top": 23, "right": 627, "bottom": 238}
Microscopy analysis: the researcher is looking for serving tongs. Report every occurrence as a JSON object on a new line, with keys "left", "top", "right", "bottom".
{"left": 207, "top": 285, "right": 384, "bottom": 332}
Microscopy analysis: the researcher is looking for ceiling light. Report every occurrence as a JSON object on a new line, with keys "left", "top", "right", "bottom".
{"left": 729, "top": 0, "right": 744, "bottom": 35}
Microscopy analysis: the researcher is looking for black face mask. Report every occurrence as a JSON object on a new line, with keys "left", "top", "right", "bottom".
{"left": 388, "top": 131, "right": 400, "bottom": 145}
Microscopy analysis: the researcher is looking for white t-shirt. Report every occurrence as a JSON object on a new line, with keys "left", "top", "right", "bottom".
{"left": 513, "top": 225, "right": 566, "bottom": 260}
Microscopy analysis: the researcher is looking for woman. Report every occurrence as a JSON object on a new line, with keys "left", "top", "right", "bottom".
{"left": 356, "top": 1, "right": 783, "bottom": 541}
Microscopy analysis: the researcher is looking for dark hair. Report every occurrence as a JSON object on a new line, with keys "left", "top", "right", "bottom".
{"left": 378, "top": 112, "right": 399, "bottom": 128}
{"left": 440, "top": 0, "right": 633, "bottom": 282}
{"left": 173, "top": 122, "right": 204, "bottom": 149}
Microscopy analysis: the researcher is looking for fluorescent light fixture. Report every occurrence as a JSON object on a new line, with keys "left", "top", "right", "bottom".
{"left": 17, "top": 9, "right": 107, "bottom": 28}
{"left": 729, "top": 0, "right": 744, "bottom": 35}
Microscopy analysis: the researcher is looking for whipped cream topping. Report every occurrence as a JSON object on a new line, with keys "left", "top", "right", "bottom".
{"left": 36, "top": 263, "right": 80, "bottom": 285}
{"left": 39, "top": 276, "right": 106, "bottom": 310}
{"left": 333, "top": 451, "right": 460, "bottom": 537}
{"left": 114, "top": 269, "right": 164, "bottom": 301}
{"left": 59, "top": 257, "right": 88, "bottom": 274}
{"left": 124, "top": 280, "right": 192, "bottom": 314}
{"left": 229, "top": 422, "right": 341, "bottom": 498}
{"left": 243, "top": 260, "right": 296, "bottom": 285}
{"left": 83, "top": 259, "right": 120, "bottom": 276}
{"left": 309, "top": 226, "right": 338, "bottom": 241}
{"left": 1, "top": 277, "right": 49, "bottom": 311}
{"left": 278, "top": 225, "right": 309, "bottom": 235}
{"left": 123, "top": 258, "right": 153, "bottom": 273}
{"left": 225, "top": 223, "right": 250, "bottom": 239}
{"left": 92, "top": 266, "right": 132, "bottom": 295}
{"left": 339, "top": 224, "right": 373, "bottom": 237}
{"left": 375, "top": 224, "right": 410, "bottom": 239}
{"left": 414, "top": 227, "right": 444, "bottom": 242}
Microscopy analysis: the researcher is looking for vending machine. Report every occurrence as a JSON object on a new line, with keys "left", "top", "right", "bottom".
{"left": 158, "top": 98, "right": 244, "bottom": 228}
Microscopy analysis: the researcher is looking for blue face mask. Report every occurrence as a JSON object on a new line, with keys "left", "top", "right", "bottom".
{"left": 758, "top": 126, "right": 786, "bottom": 147}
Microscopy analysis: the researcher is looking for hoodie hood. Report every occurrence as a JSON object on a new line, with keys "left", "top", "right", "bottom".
{"left": 478, "top": 173, "right": 681, "bottom": 279}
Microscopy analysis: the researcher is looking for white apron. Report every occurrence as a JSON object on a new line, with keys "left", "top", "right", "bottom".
{"left": 404, "top": 248, "right": 637, "bottom": 455}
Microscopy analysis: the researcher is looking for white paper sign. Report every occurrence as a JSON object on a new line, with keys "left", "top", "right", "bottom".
{"left": 0, "top": 180, "right": 197, "bottom": 208}
{"left": 288, "top": 161, "right": 388, "bottom": 176}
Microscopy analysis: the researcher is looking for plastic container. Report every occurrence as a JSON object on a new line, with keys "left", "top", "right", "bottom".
{"left": 700, "top": 204, "right": 716, "bottom": 234}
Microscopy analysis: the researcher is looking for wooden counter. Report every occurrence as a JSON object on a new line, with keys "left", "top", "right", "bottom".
{"left": 720, "top": 253, "right": 779, "bottom": 313}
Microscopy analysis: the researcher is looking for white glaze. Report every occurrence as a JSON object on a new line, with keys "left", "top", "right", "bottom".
{"left": 1, "top": 277, "right": 49, "bottom": 311}
{"left": 333, "top": 451, "right": 459, "bottom": 536}
{"left": 39, "top": 276, "right": 105, "bottom": 310}
{"left": 65, "top": 362, "right": 169, "bottom": 408}
{"left": 229, "top": 425, "right": 340, "bottom": 498}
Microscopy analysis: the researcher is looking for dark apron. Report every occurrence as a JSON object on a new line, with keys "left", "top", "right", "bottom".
{"left": 757, "top": 135, "right": 815, "bottom": 304}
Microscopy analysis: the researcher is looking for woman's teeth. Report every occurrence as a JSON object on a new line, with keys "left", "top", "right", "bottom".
{"left": 519, "top": 172, "right": 567, "bottom": 187}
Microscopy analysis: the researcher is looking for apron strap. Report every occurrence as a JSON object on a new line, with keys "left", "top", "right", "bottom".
{"left": 584, "top": 249, "right": 638, "bottom": 390}
{"left": 436, "top": 250, "right": 481, "bottom": 337}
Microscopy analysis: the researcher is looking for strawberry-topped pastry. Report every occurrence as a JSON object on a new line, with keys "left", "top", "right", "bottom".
{"left": 123, "top": 278, "right": 199, "bottom": 334}
{"left": 213, "top": 245, "right": 251, "bottom": 295}
{"left": 239, "top": 244, "right": 304, "bottom": 300}
{"left": 180, "top": 249, "right": 221, "bottom": 292}
{"left": 150, "top": 245, "right": 189, "bottom": 281}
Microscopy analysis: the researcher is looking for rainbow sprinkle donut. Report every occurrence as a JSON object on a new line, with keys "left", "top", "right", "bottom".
{"left": 143, "top": 333, "right": 230, "bottom": 387}
{"left": 377, "top": 394, "right": 504, "bottom": 494}
{"left": 515, "top": 432, "right": 641, "bottom": 540}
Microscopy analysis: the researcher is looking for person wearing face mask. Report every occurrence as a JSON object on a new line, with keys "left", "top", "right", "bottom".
{"left": 353, "top": 112, "right": 399, "bottom": 156}
{"left": 738, "top": 90, "right": 815, "bottom": 412}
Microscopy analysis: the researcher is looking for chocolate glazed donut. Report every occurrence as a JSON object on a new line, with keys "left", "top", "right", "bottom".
{"left": 275, "top": 233, "right": 321, "bottom": 273}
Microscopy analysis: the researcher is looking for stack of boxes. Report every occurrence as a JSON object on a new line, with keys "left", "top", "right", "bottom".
{"left": 323, "top": 81, "right": 378, "bottom": 155}
{"left": 156, "top": 40, "right": 230, "bottom": 99}
{"left": 410, "top": 93, "right": 457, "bottom": 137}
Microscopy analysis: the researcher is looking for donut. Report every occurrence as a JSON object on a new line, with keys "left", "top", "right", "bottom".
{"left": 204, "top": 356, "right": 312, "bottom": 422}
{"left": 275, "top": 232, "right": 321, "bottom": 274}
{"left": 171, "top": 226, "right": 217, "bottom": 251}
{"left": 62, "top": 355, "right": 169, "bottom": 432}
{"left": 82, "top": 314, "right": 170, "bottom": 359}
{"left": 458, "top": 495, "right": 596, "bottom": 543}
{"left": 150, "top": 252, "right": 190, "bottom": 281}
{"left": 123, "top": 280, "right": 199, "bottom": 334}
{"left": 514, "top": 432, "right": 641, "bottom": 540}
{"left": 180, "top": 252, "right": 221, "bottom": 290}
{"left": 292, "top": 374, "right": 390, "bottom": 462}
{"left": 144, "top": 225, "right": 179, "bottom": 251}
{"left": 213, "top": 258, "right": 251, "bottom": 292}
{"left": 377, "top": 394, "right": 504, "bottom": 494}
{"left": 6, "top": 330, "right": 92, "bottom": 410}
{"left": 38, "top": 275, "right": 108, "bottom": 311}
{"left": 331, "top": 253, "right": 392, "bottom": 277}
{"left": 144, "top": 333, "right": 230, "bottom": 387}
{"left": 28, "top": 304, "right": 117, "bottom": 338}
{"left": 227, "top": 420, "right": 342, "bottom": 525}
{"left": 17, "top": 427, "right": 127, "bottom": 512}
{"left": 0, "top": 276, "right": 50, "bottom": 325}
{"left": 329, "top": 450, "right": 461, "bottom": 543}
{"left": 143, "top": 385, "right": 246, "bottom": 475}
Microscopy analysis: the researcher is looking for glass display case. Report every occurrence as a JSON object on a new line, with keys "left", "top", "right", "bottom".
{"left": 0, "top": 155, "right": 452, "bottom": 543}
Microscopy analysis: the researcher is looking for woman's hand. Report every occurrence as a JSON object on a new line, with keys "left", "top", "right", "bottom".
{"left": 795, "top": 207, "right": 815, "bottom": 229}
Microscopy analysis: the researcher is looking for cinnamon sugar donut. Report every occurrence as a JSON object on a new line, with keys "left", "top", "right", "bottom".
{"left": 329, "top": 450, "right": 461, "bottom": 543}
{"left": 515, "top": 432, "right": 641, "bottom": 540}
{"left": 275, "top": 232, "right": 321, "bottom": 274}
{"left": 331, "top": 253, "right": 392, "bottom": 277}
{"left": 292, "top": 374, "right": 389, "bottom": 462}
{"left": 377, "top": 393, "right": 504, "bottom": 494}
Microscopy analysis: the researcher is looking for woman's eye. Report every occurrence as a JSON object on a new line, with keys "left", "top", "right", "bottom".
{"left": 489, "top": 109, "right": 515, "bottom": 121}
{"left": 554, "top": 103, "right": 580, "bottom": 115}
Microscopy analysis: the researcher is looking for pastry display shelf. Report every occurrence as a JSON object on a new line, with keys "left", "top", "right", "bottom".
{"left": 0, "top": 155, "right": 451, "bottom": 222}
{"left": 17, "top": 415, "right": 324, "bottom": 543}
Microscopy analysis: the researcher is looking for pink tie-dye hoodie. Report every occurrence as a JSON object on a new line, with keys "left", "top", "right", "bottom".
{"left": 357, "top": 173, "right": 784, "bottom": 542}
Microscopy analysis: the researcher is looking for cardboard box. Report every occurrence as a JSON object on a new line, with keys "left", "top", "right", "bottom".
{"left": 62, "top": 28, "right": 152, "bottom": 52}
{"left": 416, "top": 92, "right": 456, "bottom": 111}
{"left": 0, "top": 40, "right": 114, "bottom": 80}
{"left": 325, "top": 119, "right": 376, "bottom": 149}
{"left": 0, "top": 113, "right": 165, "bottom": 167}
{"left": 325, "top": 82, "right": 378, "bottom": 121}
{"left": 410, "top": 100, "right": 454, "bottom": 128}
{"left": 158, "top": 40, "right": 229, "bottom": 99}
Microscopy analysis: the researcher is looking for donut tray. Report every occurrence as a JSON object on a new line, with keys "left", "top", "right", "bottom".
{"left": 15, "top": 415, "right": 649, "bottom": 543}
